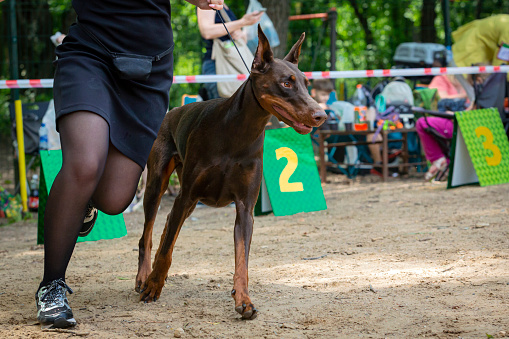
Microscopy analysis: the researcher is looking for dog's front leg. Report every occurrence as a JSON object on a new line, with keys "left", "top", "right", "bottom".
{"left": 136, "top": 156, "right": 175, "bottom": 293}
{"left": 231, "top": 201, "right": 257, "bottom": 319}
{"left": 139, "top": 193, "right": 195, "bottom": 303}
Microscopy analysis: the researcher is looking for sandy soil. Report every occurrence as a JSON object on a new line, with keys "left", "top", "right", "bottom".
{"left": 0, "top": 175, "right": 508, "bottom": 338}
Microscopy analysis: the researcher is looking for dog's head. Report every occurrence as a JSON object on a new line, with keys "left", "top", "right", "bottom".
{"left": 250, "top": 25, "right": 327, "bottom": 134}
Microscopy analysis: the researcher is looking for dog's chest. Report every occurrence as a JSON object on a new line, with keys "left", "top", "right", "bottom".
{"left": 191, "top": 157, "right": 261, "bottom": 200}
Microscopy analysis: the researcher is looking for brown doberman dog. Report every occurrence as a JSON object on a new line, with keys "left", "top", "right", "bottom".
{"left": 135, "top": 25, "right": 326, "bottom": 319}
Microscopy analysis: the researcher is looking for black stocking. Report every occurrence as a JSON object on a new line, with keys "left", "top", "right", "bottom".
{"left": 41, "top": 111, "right": 142, "bottom": 287}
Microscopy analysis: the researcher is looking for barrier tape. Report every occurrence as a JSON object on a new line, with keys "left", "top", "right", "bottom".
{"left": 1, "top": 65, "right": 508, "bottom": 89}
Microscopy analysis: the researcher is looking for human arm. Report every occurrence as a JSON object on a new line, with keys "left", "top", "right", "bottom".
{"left": 197, "top": 8, "right": 263, "bottom": 40}
{"left": 439, "top": 92, "right": 466, "bottom": 99}
{"left": 429, "top": 75, "right": 468, "bottom": 99}
{"left": 185, "top": 0, "right": 224, "bottom": 10}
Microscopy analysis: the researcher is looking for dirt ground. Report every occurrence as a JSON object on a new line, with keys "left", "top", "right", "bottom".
{"left": 0, "top": 174, "right": 508, "bottom": 338}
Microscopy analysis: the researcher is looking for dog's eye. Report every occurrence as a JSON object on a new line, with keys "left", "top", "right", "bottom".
{"left": 282, "top": 82, "right": 292, "bottom": 88}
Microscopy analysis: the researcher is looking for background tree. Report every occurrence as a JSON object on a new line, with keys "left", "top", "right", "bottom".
{"left": 243, "top": 0, "right": 291, "bottom": 59}
{"left": 421, "top": 0, "right": 437, "bottom": 43}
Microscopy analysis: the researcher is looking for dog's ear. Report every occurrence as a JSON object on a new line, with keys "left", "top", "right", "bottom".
{"left": 284, "top": 32, "right": 305, "bottom": 65}
{"left": 252, "top": 24, "right": 273, "bottom": 73}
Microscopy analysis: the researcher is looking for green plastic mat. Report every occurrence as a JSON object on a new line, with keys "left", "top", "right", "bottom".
{"left": 37, "top": 150, "right": 127, "bottom": 244}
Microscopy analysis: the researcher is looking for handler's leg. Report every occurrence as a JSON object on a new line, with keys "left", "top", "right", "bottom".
{"left": 38, "top": 111, "right": 143, "bottom": 328}
{"left": 37, "top": 111, "right": 109, "bottom": 328}
{"left": 41, "top": 112, "right": 109, "bottom": 285}
{"left": 91, "top": 144, "right": 143, "bottom": 215}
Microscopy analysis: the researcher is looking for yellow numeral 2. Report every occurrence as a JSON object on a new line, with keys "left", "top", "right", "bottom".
{"left": 475, "top": 126, "right": 502, "bottom": 166}
{"left": 275, "top": 147, "right": 304, "bottom": 192}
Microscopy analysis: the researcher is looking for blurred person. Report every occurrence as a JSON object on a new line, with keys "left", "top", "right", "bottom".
{"left": 311, "top": 79, "right": 334, "bottom": 109}
{"left": 311, "top": 79, "right": 342, "bottom": 131}
{"left": 197, "top": 4, "right": 263, "bottom": 100}
{"left": 416, "top": 67, "right": 489, "bottom": 181}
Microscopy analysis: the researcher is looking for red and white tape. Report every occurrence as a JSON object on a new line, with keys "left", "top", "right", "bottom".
{"left": 1, "top": 65, "right": 508, "bottom": 89}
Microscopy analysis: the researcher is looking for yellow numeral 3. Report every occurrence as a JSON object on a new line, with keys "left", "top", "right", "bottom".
{"left": 475, "top": 126, "right": 502, "bottom": 166}
{"left": 275, "top": 147, "right": 304, "bottom": 192}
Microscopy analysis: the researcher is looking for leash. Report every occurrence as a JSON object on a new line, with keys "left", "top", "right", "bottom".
{"left": 215, "top": 9, "right": 251, "bottom": 75}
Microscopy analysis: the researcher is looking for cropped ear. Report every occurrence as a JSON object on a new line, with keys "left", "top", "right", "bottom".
{"left": 252, "top": 24, "right": 273, "bottom": 73}
{"left": 284, "top": 32, "right": 305, "bottom": 65}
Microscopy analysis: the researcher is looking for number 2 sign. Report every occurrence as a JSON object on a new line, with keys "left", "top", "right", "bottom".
{"left": 275, "top": 147, "right": 304, "bottom": 192}
{"left": 448, "top": 108, "right": 509, "bottom": 188}
{"left": 256, "top": 128, "right": 327, "bottom": 216}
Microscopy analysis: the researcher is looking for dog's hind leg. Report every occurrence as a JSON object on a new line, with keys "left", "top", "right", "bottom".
{"left": 135, "top": 146, "right": 178, "bottom": 293}
{"left": 139, "top": 188, "right": 197, "bottom": 302}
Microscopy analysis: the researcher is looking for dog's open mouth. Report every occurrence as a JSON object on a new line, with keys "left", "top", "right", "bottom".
{"left": 272, "top": 105, "right": 313, "bottom": 134}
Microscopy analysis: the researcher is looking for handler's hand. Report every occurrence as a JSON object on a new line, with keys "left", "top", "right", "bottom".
{"left": 189, "top": 0, "right": 224, "bottom": 10}
{"left": 241, "top": 11, "right": 264, "bottom": 26}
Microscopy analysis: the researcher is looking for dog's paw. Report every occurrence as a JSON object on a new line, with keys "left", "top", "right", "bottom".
{"left": 235, "top": 302, "right": 258, "bottom": 319}
{"left": 138, "top": 272, "right": 165, "bottom": 303}
{"left": 135, "top": 273, "right": 148, "bottom": 293}
{"left": 135, "top": 265, "right": 151, "bottom": 293}
{"left": 232, "top": 290, "right": 257, "bottom": 319}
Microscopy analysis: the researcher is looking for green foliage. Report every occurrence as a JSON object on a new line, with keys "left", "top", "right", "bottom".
{"left": 288, "top": 0, "right": 508, "bottom": 99}
{"left": 47, "top": 0, "right": 72, "bottom": 13}
{"left": 0, "top": 91, "right": 12, "bottom": 139}
{"left": 169, "top": 2, "right": 204, "bottom": 108}
{"left": 1, "top": 0, "right": 508, "bottom": 112}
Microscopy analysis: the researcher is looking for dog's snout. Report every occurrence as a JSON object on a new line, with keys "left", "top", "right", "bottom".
{"left": 313, "top": 110, "right": 327, "bottom": 125}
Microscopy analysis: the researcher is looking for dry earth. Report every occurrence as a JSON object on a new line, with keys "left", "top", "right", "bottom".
{"left": 1, "top": 175, "right": 508, "bottom": 338}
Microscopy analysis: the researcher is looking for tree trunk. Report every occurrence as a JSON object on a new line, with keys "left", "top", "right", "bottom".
{"left": 421, "top": 0, "right": 437, "bottom": 43}
{"left": 475, "top": 0, "right": 483, "bottom": 19}
{"left": 346, "top": 0, "right": 373, "bottom": 46}
{"left": 257, "top": 0, "right": 290, "bottom": 59}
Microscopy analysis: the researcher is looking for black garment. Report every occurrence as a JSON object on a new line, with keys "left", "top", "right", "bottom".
{"left": 202, "top": 7, "right": 238, "bottom": 61}
{"left": 72, "top": 0, "right": 173, "bottom": 55}
{"left": 54, "top": 1, "right": 174, "bottom": 167}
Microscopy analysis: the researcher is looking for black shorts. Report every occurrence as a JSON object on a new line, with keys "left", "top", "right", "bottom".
{"left": 53, "top": 24, "right": 174, "bottom": 168}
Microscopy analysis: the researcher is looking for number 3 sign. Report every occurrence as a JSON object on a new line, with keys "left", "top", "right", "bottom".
{"left": 255, "top": 128, "right": 327, "bottom": 216}
{"left": 448, "top": 108, "right": 509, "bottom": 188}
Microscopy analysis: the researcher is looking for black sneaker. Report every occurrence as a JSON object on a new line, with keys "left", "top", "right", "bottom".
{"left": 35, "top": 279, "right": 76, "bottom": 328}
{"left": 80, "top": 203, "right": 97, "bottom": 237}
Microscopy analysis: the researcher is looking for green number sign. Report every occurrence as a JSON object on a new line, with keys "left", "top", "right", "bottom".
{"left": 260, "top": 128, "right": 327, "bottom": 216}
{"left": 448, "top": 108, "right": 509, "bottom": 188}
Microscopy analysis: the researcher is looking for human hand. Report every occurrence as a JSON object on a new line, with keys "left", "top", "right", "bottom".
{"left": 190, "top": 0, "right": 224, "bottom": 10}
{"left": 50, "top": 31, "right": 65, "bottom": 46}
{"left": 56, "top": 34, "right": 66, "bottom": 45}
{"left": 241, "top": 11, "right": 264, "bottom": 26}
{"left": 230, "top": 29, "right": 245, "bottom": 41}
